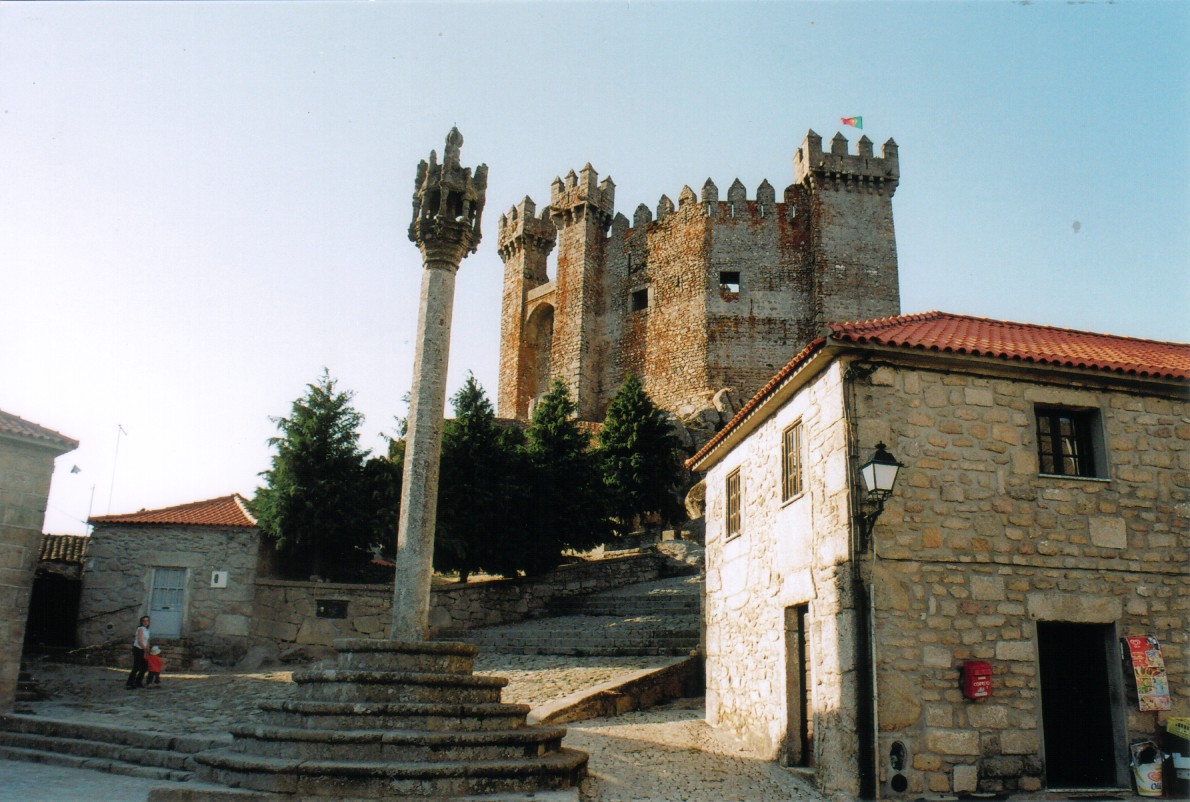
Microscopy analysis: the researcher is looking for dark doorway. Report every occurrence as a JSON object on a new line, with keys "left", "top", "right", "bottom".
{"left": 784, "top": 604, "right": 814, "bottom": 767}
{"left": 1037, "top": 622, "right": 1125, "bottom": 789}
{"left": 25, "top": 571, "right": 82, "bottom": 649}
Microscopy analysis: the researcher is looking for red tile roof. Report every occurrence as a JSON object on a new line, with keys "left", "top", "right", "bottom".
{"left": 90, "top": 494, "right": 257, "bottom": 528}
{"left": 688, "top": 312, "right": 1190, "bottom": 469}
{"left": 40, "top": 534, "right": 90, "bottom": 564}
{"left": 0, "top": 409, "right": 78, "bottom": 452}
{"left": 831, "top": 311, "right": 1190, "bottom": 380}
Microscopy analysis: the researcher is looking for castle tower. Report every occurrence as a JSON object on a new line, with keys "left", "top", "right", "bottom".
{"left": 549, "top": 164, "right": 616, "bottom": 421}
{"left": 393, "top": 128, "right": 486, "bottom": 640}
{"left": 795, "top": 130, "right": 901, "bottom": 326}
{"left": 495, "top": 130, "right": 903, "bottom": 433}
{"left": 496, "top": 197, "right": 556, "bottom": 419}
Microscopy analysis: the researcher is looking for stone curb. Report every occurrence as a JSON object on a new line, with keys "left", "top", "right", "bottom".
{"left": 529, "top": 655, "right": 703, "bottom": 725}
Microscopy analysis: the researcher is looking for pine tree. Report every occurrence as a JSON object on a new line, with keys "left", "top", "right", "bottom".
{"left": 520, "top": 379, "right": 612, "bottom": 573}
{"left": 435, "top": 375, "right": 526, "bottom": 581}
{"left": 598, "top": 373, "right": 686, "bottom": 533}
{"left": 253, "top": 370, "right": 373, "bottom": 581}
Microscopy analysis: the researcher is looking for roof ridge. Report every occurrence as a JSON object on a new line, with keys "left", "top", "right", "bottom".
{"left": 835, "top": 310, "right": 1190, "bottom": 348}
{"left": 232, "top": 493, "right": 258, "bottom": 526}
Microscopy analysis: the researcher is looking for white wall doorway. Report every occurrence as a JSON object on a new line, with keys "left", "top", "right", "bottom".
{"left": 783, "top": 603, "right": 814, "bottom": 767}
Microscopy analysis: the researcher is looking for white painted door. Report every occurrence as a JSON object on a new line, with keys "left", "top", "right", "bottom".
{"left": 149, "top": 568, "right": 186, "bottom": 637}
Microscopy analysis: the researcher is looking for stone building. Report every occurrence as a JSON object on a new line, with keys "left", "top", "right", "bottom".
{"left": 0, "top": 409, "right": 76, "bottom": 710}
{"left": 687, "top": 311, "right": 1189, "bottom": 798}
{"left": 496, "top": 130, "right": 900, "bottom": 425}
{"left": 78, "top": 494, "right": 260, "bottom": 663}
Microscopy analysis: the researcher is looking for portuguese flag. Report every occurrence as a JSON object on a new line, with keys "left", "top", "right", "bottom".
{"left": 841, "top": 116, "right": 863, "bottom": 129}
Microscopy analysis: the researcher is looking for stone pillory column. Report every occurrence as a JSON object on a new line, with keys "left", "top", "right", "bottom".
{"left": 392, "top": 128, "right": 487, "bottom": 640}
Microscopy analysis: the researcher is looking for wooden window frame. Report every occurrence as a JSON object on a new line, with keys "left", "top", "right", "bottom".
{"left": 725, "top": 468, "right": 742, "bottom": 540}
{"left": 1035, "top": 406, "right": 1100, "bottom": 478}
{"left": 782, "top": 421, "right": 803, "bottom": 502}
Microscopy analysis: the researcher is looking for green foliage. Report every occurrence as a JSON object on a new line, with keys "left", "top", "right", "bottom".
{"left": 598, "top": 374, "right": 686, "bottom": 532}
{"left": 253, "top": 370, "right": 376, "bottom": 581}
{"left": 434, "top": 375, "right": 526, "bottom": 581}
{"left": 520, "top": 379, "right": 613, "bottom": 573}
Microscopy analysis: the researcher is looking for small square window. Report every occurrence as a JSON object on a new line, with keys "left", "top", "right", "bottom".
{"left": 631, "top": 288, "right": 649, "bottom": 311}
{"left": 1035, "top": 406, "right": 1101, "bottom": 478}
{"left": 782, "top": 421, "right": 803, "bottom": 502}
{"left": 719, "top": 271, "right": 740, "bottom": 294}
{"left": 726, "top": 468, "right": 742, "bottom": 539}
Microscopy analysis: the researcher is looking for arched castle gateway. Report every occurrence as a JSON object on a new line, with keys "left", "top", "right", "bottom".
{"left": 497, "top": 130, "right": 902, "bottom": 427}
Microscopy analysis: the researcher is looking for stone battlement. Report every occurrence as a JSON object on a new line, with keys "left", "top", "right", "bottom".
{"left": 497, "top": 196, "right": 557, "bottom": 259}
{"left": 794, "top": 129, "right": 899, "bottom": 194}
{"left": 549, "top": 164, "right": 616, "bottom": 221}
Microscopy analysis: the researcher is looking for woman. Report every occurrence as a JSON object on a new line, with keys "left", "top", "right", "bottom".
{"left": 125, "top": 615, "right": 151, "bottom": 689}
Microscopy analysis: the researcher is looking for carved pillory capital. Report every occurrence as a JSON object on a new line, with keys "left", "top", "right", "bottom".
{"left": 408, "top": 127, "right": 488, "bottom": 267}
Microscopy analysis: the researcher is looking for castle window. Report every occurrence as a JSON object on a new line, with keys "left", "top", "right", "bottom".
{"left": 631, "top": 288, "right": 649, "bottom": 312}
{"left": 719, "top": 271, "right": 741, "bottom": 299}
{"left": 782, "top": 421, "right": 803, "bottom": 502}
{"left": 726, "top": 468, "right": 742, "bottom": 540}
{"left": 1035, "top": 406, "right": 1104, "bottom": 478}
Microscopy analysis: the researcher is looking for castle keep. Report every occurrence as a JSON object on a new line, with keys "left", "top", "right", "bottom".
{"left": 497, "top": 130, "right": 901, "bottom": 423}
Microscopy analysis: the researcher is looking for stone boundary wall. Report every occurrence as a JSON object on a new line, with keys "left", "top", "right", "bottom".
{"left": 251, "top": 553, "right": 667, "bottom": 656}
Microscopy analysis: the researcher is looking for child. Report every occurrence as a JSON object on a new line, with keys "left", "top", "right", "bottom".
{"left": 146, "top": 645, "right": 163, "bottom": 687}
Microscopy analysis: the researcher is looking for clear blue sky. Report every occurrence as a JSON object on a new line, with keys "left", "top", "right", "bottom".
{"left": 2, "top": 1, "right": 1187, "bottom": 535}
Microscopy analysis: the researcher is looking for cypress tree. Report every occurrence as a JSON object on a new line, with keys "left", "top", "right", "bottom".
{"left": 253, "top": 370, "right": 373, "bottom": 581}
{"left": 598, "top": 373, "right": 686, "bottom": 533}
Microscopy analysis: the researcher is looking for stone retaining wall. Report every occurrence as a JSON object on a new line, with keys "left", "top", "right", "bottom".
{"left": 251, "top": 553, "right": 667, "bottom": 657}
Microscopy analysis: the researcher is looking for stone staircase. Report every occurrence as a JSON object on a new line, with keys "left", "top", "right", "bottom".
{"left": 0, "top": 713, "right": 225, "bottom": 782}
{"left": 434, "top": 574, "right": 703, "bottom": 657}
{"left": 151, "top": 638, "right": 587, "bottom": 800}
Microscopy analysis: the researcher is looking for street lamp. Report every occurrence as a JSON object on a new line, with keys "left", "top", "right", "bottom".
{"left": 858, "top": 442, "right": 902, "bottom": 546}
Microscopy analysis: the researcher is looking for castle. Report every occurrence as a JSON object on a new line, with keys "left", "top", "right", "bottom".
{"left": 496, "top": 129, "right": 902, "bottom": 425}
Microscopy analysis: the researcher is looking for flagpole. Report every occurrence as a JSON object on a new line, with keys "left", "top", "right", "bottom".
{"left": 107, "top": 424, "right": 125, "bottom": 514}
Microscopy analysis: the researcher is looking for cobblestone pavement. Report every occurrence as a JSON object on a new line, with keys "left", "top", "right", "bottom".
{"left": 13, "top": 654, "right": 828, "bottom": 801}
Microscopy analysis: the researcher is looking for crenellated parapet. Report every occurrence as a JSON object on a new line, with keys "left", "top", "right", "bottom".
{"left": 793, "top": 129, "right": 898, "bottom": 195}
{"left": 408, "top": 127, "right": 488, "bottom": 266}
{"left": 550, "top": 164, "right": 616, "bottom": 227}
{"left": 496, "top": 196, "right": 557, "bottom": 262}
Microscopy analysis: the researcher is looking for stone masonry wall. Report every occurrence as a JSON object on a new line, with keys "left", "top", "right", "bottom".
{"left": 0, "top": 438, "right": 64, "bottom": 710}
{"left": 78, "top": 524, "right": 261, "bottom": 662}
{"left": 251, "top": 553, "right": 666, "bottom": 654}
{"left": 854, "top": 362, "right": 1189, "bottom": 795}
{"left": 702, "top": 361, "right": 863, "bottom": 797}
{"left": 498, "top": 132, "right": 900, "bottom": 426}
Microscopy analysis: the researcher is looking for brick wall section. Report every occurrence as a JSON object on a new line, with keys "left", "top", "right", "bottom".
{"left": 77, "top": 524, "right": 262, "bottom": 663}
{"left": 0, "top": 438, "right": 69, "bottom": 709}
{"left": 251, "top": 553, "right": 666, "bottom": 650}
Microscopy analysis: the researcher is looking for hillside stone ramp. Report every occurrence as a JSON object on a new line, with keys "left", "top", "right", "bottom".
{"left": 434, "top": 574, "right": 703, "bottom": 657}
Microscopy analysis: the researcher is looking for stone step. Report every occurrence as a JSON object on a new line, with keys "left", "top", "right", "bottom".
{"left": 294, "top": 670, "right": 509, "bottom": 705}
{"left": 456, "top": 635, "right": 699, "bottom": 649}
{"left": 333, "top": 637, "right": 478, "bottom": 675}
{"left": 0, "top": 713, "right": 228, "bottom": 752}
{"left": 257, "top": 699, "right": 533, "bottom": 732}
{"left": 197, "top": 746, "right": 589, "bottom": 799}
{"left": 465, "top": 644, "right": 696, "bottom": 657}
{"left": 553, "top": 600, "right": 700, "bottom": 615}
{"left": 0, "top": 742, "right": 194, "bottom": 782}
{"left": 227, "top": 723, "right": 568, "bottom": 762}
{"left": 0, "top": 729, "right": 195, "bottom": 772}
